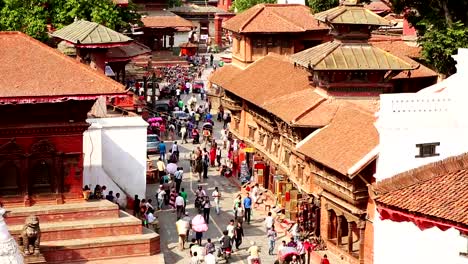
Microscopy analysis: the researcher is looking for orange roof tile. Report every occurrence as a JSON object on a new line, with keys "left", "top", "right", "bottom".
{"left": 141, "top": 11, "right": 194, "bottom": 29}
{"left": 223, "top": 4, "right": 328, "bottom": 33}
{"left": 297, "top": 105, "right": 378, "bottom": 176}
{"left": 0, "top": 32, "right": 125, "bottom": 99}
{"left": 208, "top": 65, "right": 242, "bottom": 88}
{"left": 373, "top": 153, "right": 468, "bottom": 228}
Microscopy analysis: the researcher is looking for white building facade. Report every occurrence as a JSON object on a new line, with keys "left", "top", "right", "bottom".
{"left": 83, "top": 117, "right": 148, "bottom": 202}
{"left": 374, "top": 48, "right": 468, "bottom": 264}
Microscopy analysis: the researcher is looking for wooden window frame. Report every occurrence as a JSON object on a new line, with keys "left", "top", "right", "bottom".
{"left": 415, "top": 142, "right": 440, "bottom": 158}
{"left": 248, "top": 126, "right": 256, "bottom": 140}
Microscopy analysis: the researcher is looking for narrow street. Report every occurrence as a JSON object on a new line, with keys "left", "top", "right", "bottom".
{"left": 146, "top": 56, "right": 286, "bottom": 264}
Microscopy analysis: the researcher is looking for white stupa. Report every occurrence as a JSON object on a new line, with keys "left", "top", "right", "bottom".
{"left": 0, "top": 207, "right": 24, "bottom": 264}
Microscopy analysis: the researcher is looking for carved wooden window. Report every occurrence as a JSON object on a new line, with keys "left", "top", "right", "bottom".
{"left": 283, "top": 150, "right": 291, "bottom": 167}
{"left": 266, "top": 136, "right": 273, "bottom": 152}
{"left": 31, "top": 160, "right": 52, "bottom": 193}
{"left": 254, "top": 38, "right": 263, "bottom": 48}
{"left": 298, "top": 164, "right": 304, "bottom": 184}
{"left": 248, "top": 126, "right": 256, "bottom": 140}
{"left": 258, "top": 132, "right": 265, "bottom": 146}
{"left": 273, "top": 142, "right": 280, "bottom": 157}
{"left": 0, "top": 162, "right": 20, "bottom": 195}
{"left": 233, "top": 116, "right": 240, "bottom": 131}
{"left": 415, "top": 142, "right": 440, "bottom": 158}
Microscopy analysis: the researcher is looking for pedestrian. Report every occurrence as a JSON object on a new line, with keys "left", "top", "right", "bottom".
{"left": 176, "top": 192, "right": 185, "bottom": 220}
{"left": 181, "top": 126, "right": 187, "bottom": 143}
{"left": 235, "top": 205, "right": 245, "bottom": 225}
{"left": 191, "top": 212, "right": 208, "bottom": 246}
{"left": 297, "top": 238, "right": 306, "bottom": 264}
{"left": 265, "top": 211, "right": 274, "bottom": 232}
{"left": 159, "top": 141, "right": 167, "bottom": 161}
{"left": 290, "top": 222, "right": 300, "bottom": 242}
{"left": 233, "top": 194, "right": 242, "bottom": 218}
{"left": 176, "top": 216, "right": 190, "bottom": 250}
{"left": 234, "top": 221, "right": 244, "bottom": 250}
{"left": 174, "top": 167, "right": 183, "bottom": 193}
{"left": 202, "top": 153, "right": 209, "bottom": 179}
{"left": 226, "top": 219, "right": 236, "bottom": 247}
{"left": 287, "top": 237, "right": 297, "bottom": 248}
{"left": 211, "top": 187, "right": 221, "bottom": 215}
{"left": 202, "top": 196, "right": 211, "bottom": 224}
{"left": 278, "top": 240, "right": 286, "bottom": 255}
{"left": 180, "top": 187, "right": 188, "bottom": 211}
{"left": 156, "top": 158, "right": 165, "bottom": 182}
{"left": 133, "top": 194, "right": 140, "bottom": 217}
{"left": 210, "top": 53, "right": 214, "bottom": 66}
{"left": 267, "top": 225, "right": 277, "bottom": 255}
{"left": 216, "top": 147, "right": 222, "bottom": 167}
{"left": 156, "top": 186, "right": 166, "bottom": 210}
{"left": 204, "top": 238, "right": 216, "bottom": 256}
{"left": 172, "top": 141, "right": 179, "bottom": 160}
{"left": 243, "top": 194, "right": 252, "bottom": 224}
{"left": 251, "top": 184, "right": 259, "bottom": 208}
{"left": 247, "top": 241, "right": 261, "bottom": 264}
{"left": 321, "top": 254, "right": 330, "bottom": 264}
{"left": 209, "top": 146, "right": 216, "bottom": 167}
{"left": 190, "top": 251, "right": 200, "bottom": 264}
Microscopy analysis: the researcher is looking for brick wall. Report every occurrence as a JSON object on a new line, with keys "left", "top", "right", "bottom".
{"left": 363, "top": 199, "right": 375, "bottom": 264}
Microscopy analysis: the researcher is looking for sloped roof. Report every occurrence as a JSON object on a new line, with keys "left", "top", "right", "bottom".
{"left": 314, "top": 3, "right": 392, "bottom": 26}
{"left": 209, "top": 65, "right": 242, "bottom": 88}
{"left": 169, "top": 4, "right": 227, "bottom": 14}
{"left": 223, "top": 4, "right": 328, "bottom": 33}
{"left": 373, "top": 153, "right": 468, "bottom": 230}
{"left": 0, "top": 32, "right": 125, "bottom": 101}
{"left": 297, "top": 105, "right": 378, "bottom": 176}
{"left": 52, "top": 20, "right": 132, "bottom": 47}
{"left": 106, "top": 42, "right": 151, "bottom": 61}
{"left": 291, "top": 41, "right": 414, "bottom": 70}
{"left": 141, "top": 11, "right": 194, "bottom": 29}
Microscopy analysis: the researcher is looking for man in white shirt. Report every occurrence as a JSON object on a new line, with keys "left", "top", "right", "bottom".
{"left": 175, "top": 193, "right": 185, "bottom": 220}
{"left": 157, "top": 186, "right": 166, "bottom": 210}
{"left": 211, "top": 187, "right": 221, "bottom": 215}
{"left": 204, "top": 252, "right": 216, "bottom": 264}
{"left": 251, "top": 184, "right": 259, "bottom": 208}
{"left": 265, "top": 212, "right": 274, "bottom": 232}
{"left": 226, "top": 219, "right": 235, "bottom": 246}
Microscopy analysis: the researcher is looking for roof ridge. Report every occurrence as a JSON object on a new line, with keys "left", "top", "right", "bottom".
{"left": 239, "top": 5, "right": 265, "bottom": 32}
{"left": 270, "top": 7, "right": 307, "bottom": 31}
{"left": 79, "top": 20, "right": 100, "bottom": 43}
{"left": 373, "top": 152, "right": 468, "bottom": 195}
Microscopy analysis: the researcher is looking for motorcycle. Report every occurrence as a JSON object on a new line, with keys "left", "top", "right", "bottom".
{"left": 221, "top": 246, "right": 231, "bottom": 261}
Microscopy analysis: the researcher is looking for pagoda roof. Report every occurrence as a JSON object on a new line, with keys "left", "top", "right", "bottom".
{"left": 0, "top": 32, "right": 125, "bottom": 104}
{"left": 290, "top": 41, "right": 413, "bottom": 71}
{"left": 223, "top": 4, "right": 328, "bottom": 34}
{"left": 52, "top": 20, "right": 132, "bottom": 48}
{"left": 141, "top": 11, "right": 194, "bottom": 30}
{"left": 314, "top": 3, "right": 392, "bottom": 26}
{"left": 106, "top": 42, "right": 152, "bottom": 62}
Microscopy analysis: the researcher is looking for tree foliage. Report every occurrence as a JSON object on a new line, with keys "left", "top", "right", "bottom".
{"left": 0, "top": 0, "right": 140, "bottom": 42}
{"left": 307, "top": 0, "right": 338, "bottom": 13}
{"left": 392, "top": 0, "right": 468, "bottom": 75}
{"left": 231, "top": 0, "right": 276, "bottom": 13}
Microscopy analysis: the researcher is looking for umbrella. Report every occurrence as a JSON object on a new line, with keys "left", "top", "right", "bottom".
{"left": 191, "top": 214, "right": 208, "bottom": 232}
{"left": 279, "top": 247, "right": 299, "bottom": 261}
{"left": 166, "top": 163, "right": 178, "bottom": 174}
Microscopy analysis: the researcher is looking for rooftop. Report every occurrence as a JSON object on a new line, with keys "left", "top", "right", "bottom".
{"left": 223, "top": 4, "right": 328, "bottom": 33}
{"left": 297, "top": 104, "right": 378, "bottom": 176}
{"left": 290, "top": 41, "right": 414, "bottom": 71}
{"left": 373, "top": 153, "right": 468, "bottom": 231}
{"left": 314, "top": 3, "right": 393, "bottom": 26}
{"left": 0, "top": 32, "right": 125, "bottom": 102}
{"left": 106, "top": 42, "right": 152, "bottom": 62}
{"left": 169, "top": 4, "right": 227, "bottom": 14}
{"left": 52, "top": 20, "right": 132, "bottom": 47}
{"left": 141, "top": 11, "right": 194, "bottom": 30}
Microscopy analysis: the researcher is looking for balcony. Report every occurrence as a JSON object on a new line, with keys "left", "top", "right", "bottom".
{"left": 221, "top": 96, "right": 242, "bottom": 111}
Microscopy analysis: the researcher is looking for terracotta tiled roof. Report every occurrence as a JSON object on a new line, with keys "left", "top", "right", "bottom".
{"left": 169, "top": 4, "right": 227, "bottom": 14}
{"left": 297, "top": 105, "right": 378, "bottom": 176}
{"left": 52, "top": 20, "right": 132, "bottom": 46}
{"left": 208, "top": 65, "right": 242, "bottom": 88}
{"left": 373, "top": 153, "right": 468, "bottom": 228}
{"left": 0, "top": 32, "right": 125, "bottom": 99}
{"left": 291, "top": 41, "right": 414, "bottom": 71}
{"left": 364, "top": 1, "right": 391, "bottom": 14}
{"left": 106, "top": 41, "right": 151, "bottom": 61}
{"left": 223, "top": 4, "right": 328, "bottom": 33}
{"left": 141, "top": 11, "right": 194, "bottom": 29}
{"left": 314, "top": 4, "right": 392, "bottom": 26}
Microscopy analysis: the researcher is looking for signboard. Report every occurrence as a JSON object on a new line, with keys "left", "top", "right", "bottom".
{"left": 244, "top": 147, "right": 255, "bottom": 153}
{"left": 274, "top": 175, "right": 284, "bottom": 181}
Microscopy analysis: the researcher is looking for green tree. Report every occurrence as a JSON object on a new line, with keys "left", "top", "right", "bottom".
{"left": 392, "top": 0, "right": 468, "bottom": 75}
{"left": 0, "top": 0, "right": 140, "bottom": 42}
{"left": 307, "top": 0, "right": 338, "bottom": 13}
{"left": 231, "top": 0, "right": 276, "bottom": 13}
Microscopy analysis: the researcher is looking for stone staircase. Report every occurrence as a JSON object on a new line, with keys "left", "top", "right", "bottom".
{"left": 5, "top": 200, "right": 160, "bottom": 263}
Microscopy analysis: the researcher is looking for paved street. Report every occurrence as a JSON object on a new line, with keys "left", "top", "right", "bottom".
{"left": 146, "top": 56, "right": 286, "bottom": 264}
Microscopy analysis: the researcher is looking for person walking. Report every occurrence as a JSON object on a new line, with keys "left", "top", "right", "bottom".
{"left": 243, "top": 194, "right": 252, "bottom": 224}
{"left": 133, "top": 194, "right": 140, "bottom": 217}
{"left": 176, "top": 193, "right": 185, "bottom": 220}
{"left": 156, "top": 158, "right": 166, "bottom": 182}
{"left": 234, "top": 221, "right": 244, "bottom": 250}
{"left": 235, "top": 205, "right": 245, "bottom": 225}
{"left": 226, "top": 219, "right": 236, "bottom": 247}
{"left": 174, "top": 167, "right": 183, "bottom": 193}
{"left": 176, "top": 216, "right": 190, "bottom": 250}
{"left": 191, "top": 212, "right": 208, "bottom": 246}
{"left": 181, "top": 126, "right": 188, "bottom": 144}
{"left": 320, "top": 254, "right": 330, "bottom": 264}
{"left": 265, "top": 212, "right": 274, "bottom": 232}
{"left": 216, "top": 147, "right": 222, "bottom": 167}
{"left": 159, "top": 141, "right": 167, "bottom": 161}
{"left": 297, "top": 238, "right": 306, "bottom": 264}
{"left": 180, "top": 187, "right": 188, "bottom": 212}
{"left": 202, "top": 196, "right": 211, "bottom": 224}
{"left": 172, "top": 141, "right": 179, "bottom": 161}
{"left": 210, "top": 53, "right": 214, "bottom": 66}
{"left": 211, "top": 187, "right": 221, "bottom": 215}
{"left": 156, "top": 185, "right": 166, "bottom": 210}
{"left": 251, "top": 184, "right": 259, "bottom": 208}
{"left": 233, "top": 194, "right": 242, "bottom": 218}
{"left": 202, "top": 153, "right": 209, "bottom": 179}
{"left": 267, "top": 225, "right": 277, "bottom": 255}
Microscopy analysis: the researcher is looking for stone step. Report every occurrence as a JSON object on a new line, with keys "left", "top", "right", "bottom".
{"left": 9, "top": 211, "right": 142, "bottom": 242}
{"left": 41, "top": 227, "right": 160, "bottom": 263}
{"left": 5, "top": 200, "right": 119, "bottom": 225}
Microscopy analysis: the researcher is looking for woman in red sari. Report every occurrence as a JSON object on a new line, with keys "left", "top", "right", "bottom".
{"left": 209, "top": 146, "right": 216, "bottom": 167}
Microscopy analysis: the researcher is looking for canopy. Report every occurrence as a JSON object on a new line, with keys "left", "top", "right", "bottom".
{"left": 191, "top": 214, "right": 208, "bottom": 232}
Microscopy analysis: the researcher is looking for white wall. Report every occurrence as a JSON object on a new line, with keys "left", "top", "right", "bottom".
{"left": 374, "top": 217, "right": 467, "bottom": 264}
{"left": 374, "top": 48, "right": 468, "bottom": 264}
{"left": 173, "top": 31, "right": 190, "bottom": 48}
{"left": 83, "top": 117, "right": 148, "bottom": 200}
